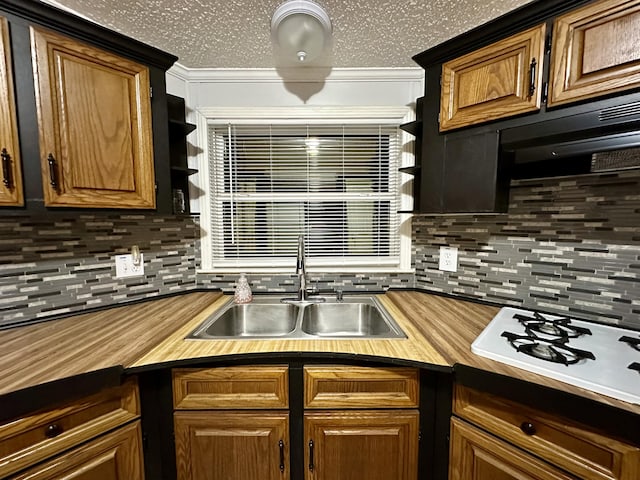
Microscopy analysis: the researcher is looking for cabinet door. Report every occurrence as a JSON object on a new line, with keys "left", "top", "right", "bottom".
{"left": 449, "top": 418, "right": 577, "bottom": 480}
{"left": 440, "top": 24, "right": 546, "bottom": 131}
{"left": 0, "top": 16, "right": 23, "bottom": 206}
{"left": 441, "top": 129, "right": 507, "bottom": 213}
{"left": 549, "top": 0, "right": 640, "bottom": 107}
{"left": 304, "top": 410, "right": 419, "bottom": 480}
{"left": 11, "top": 422, "right": 144, "bottom": 480}
{"left": 174, "top": 411, "right": 289, "bottom": 480}
{"left": 30, "top": 26, "right": 155, "bottom": 208}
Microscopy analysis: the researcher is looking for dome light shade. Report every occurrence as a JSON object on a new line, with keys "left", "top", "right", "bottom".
{"left": 271, "top": 0, "right": 332, "bottom": 64}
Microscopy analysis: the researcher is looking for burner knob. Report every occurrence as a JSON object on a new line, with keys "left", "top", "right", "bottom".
{"left": 520, "top": 421, "right": 537, "bottom": 435}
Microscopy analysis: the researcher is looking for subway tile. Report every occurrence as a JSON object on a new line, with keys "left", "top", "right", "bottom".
{"left": 413, "top": 170, "right": 640, "bottom": 328}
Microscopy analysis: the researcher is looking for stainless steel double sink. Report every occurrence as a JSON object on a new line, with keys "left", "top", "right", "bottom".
{"left": 186, "top": 295, "right": 406, "bottom": 340}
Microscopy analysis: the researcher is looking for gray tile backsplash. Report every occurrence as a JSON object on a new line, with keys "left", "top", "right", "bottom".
{"left": 1, "top": 170, "right": 639, "bottom": 329}
{"left": 196, "top": 272, "right": 413, "bottom": 296}
{"left": 413, "top": 170, "right": 640, "bottom": 329}
{"left": 0, "top": 214, "right": 199, "bottom": 327}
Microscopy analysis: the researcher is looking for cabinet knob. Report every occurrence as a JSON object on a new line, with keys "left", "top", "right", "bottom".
{"left": 520, "top": 421, "right": 536, "bottom": 435}
{"left": 45, "top": 423, "right": 63, "bottom": 438}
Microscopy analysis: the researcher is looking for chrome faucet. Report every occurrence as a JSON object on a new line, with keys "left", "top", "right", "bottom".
{"left": 296, "top": 235, "right": 307, "bottom": 301}
{"left": 281, "top": 235, "right": 324, "bottom": 304}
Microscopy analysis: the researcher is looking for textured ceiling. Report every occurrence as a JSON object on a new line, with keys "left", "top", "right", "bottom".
{"left": 44, "top": 0, "right": 533, "bottom": 68}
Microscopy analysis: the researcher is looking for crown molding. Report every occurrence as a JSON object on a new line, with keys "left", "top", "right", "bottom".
{"left": 196, "top": 105, "right": 412, "bottom": 124}
{"left": 167, "top": 63, "right": 424, "bottom": 83}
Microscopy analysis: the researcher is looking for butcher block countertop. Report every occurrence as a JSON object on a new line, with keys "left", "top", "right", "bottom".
{"left": 1, "top": 290, "right": 638, "bottom": 415}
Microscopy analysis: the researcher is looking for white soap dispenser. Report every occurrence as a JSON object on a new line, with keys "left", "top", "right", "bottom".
{"left": 234, "top": 273, "right": 253, "bottom": 304}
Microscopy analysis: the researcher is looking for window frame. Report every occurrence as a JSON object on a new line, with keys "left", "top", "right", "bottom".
{"left": 193, "top": 106, "right": 415, "bottom": 274}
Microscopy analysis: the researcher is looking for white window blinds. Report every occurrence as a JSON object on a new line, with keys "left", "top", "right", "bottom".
{"left": 207, "top": 124, "right": 402, "bottom": 268}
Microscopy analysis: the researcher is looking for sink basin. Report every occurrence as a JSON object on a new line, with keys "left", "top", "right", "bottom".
{"left": 301, "top": 303, "right": 396, "bottom": 337}
{"left": 187, "top": 300, "right": 299, "bottom": 339}
{"left": 186, "top": 295, "right": 405, "bottom": 339}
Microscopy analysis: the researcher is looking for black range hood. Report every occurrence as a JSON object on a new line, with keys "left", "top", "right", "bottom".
{"left": 501, "top": 100, "right": 640, "bottom": 179}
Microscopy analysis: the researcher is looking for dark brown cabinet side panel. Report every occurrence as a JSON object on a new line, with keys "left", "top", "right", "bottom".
{"left": 442, "top": 129, "right": 507, "bottom": 213}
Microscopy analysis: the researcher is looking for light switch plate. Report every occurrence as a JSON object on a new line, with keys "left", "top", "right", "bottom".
{"left": 115, "top": 253, "right": 145, "bottom": 278}
{"left": 438, "top": 246, "right": 458, "bottom": 272}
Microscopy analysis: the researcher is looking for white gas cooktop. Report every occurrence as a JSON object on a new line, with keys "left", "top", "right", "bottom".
{"left": 471, "top": 307, "right": 640, "bottom": 405}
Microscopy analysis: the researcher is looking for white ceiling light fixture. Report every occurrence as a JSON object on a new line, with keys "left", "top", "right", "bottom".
{"left": 271, "top": 0, "right": 332, "bottom": 65}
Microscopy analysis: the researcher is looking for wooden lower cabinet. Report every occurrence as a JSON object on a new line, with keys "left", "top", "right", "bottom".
{"left": 174, "top": 411, "right": 289, "bottom": 480}
{"left": 453, "top": 385, "right": 640, "bottom": 480}
{"left": 11, "top": 421, "right": 144, "bottom": 480}
{"left": 304, "top": 410, "right": 419, "bottom": 480}
{"left": 449, "top": 417, "right": 577, "bottom": 480}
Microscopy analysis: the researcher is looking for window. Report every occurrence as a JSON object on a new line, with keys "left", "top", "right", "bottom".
{"left": 199, "top": 108, "right": 413, "bottom": 272}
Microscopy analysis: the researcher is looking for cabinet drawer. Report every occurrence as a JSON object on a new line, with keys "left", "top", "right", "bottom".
{"left": 304, "top": 366, "right": 419, "bottom": 409}
{"left": 454, "top": 385, "right": 640, "bottom": 480}
{"left": 0, "top": 378, "right": 139, "bottom": 478}
{"left": 450, "top": 417, "right": 577, "bottom": 480}
{"left": 10, "top": 421, "right": 144, "bottom": 480}
{"left": 173, "top": 366, "right": 289, "bottom": 409}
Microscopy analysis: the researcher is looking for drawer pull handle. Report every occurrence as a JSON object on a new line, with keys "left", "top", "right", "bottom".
{"left": 1, "top": 148, "right": 11, "bottom": 188}
{"left": 308, "top": 439, "right": 315, "bottom": 471}
{"left": 47, "top": 153, "right": 58, "bottom": 188}
{"left": 45, "top": 423, "right": 63, "bottom": 438}
{"left": 528, "top": 58, "right": 537, "bottom": 98}
{"left": 279, "top": 439, "right": 285, "bottom": 472}
{"left": 520, "top": 421, "right": 536, "bottom": 435}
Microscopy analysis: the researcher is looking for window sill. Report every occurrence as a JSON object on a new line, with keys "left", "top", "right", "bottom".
{"left": 197, "top": 267, "right": 415, "bottom": 275}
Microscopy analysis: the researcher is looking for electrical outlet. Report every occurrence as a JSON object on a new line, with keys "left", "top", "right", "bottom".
{"left": 115, "top": 253, "right": 145, "bottom": 278}
{"left": 438, "top": 246, "right": 458, "bottom": 272}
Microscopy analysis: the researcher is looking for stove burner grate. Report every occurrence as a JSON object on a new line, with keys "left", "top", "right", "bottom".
{"left": 514, "top": 312, "right": 592, "bottom": 341}
{"left": 501, "top": 331, "right": 596, "bottom": 366}
{"left": 619, "top": 335, "right": 640, "bottom": 352}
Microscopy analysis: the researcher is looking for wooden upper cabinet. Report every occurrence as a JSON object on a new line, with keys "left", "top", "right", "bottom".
{"left": 0, "top": 16, "right": 23, "bottom": 207}
{"left": 30, "top": 26, "right": 156, "bottom": 208}
{"left": 549, "top": 0, "right": 640, "bottom": 106}
{"left": 439, "top": 24, "right": 546, "bottom": 131}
